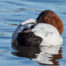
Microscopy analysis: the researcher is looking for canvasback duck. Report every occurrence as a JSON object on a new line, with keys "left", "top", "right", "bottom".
{"left": 12, "top": 10, "right": 63, "bottom": 49}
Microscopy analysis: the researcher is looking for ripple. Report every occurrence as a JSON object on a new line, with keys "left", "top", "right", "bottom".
{"left": 3, "top": 19, "right": 23, "bottom": 22}
{"left": 1, "top": 1, "right": 25, "bottom": 6}
{"left": 0, "top": 0, "right": 66, "bottom": 66}
{"left": 4, "top": 23, "right": 18, "bottom": 26}
{"left": 0, "top": 36, "right": 11, "bottom": 39}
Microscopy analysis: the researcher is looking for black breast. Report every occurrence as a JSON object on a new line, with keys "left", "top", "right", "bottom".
{"left": 17, "top": 30, "right": 42, "bottom": 47}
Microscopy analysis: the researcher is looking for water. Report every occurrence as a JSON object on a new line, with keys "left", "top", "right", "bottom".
{"left": 0, "top": 0, "right": 66, "bottom": 66}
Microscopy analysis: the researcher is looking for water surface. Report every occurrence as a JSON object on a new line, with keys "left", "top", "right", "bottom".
{"left": 0, "top": 0, "right": 66, "bottom": 66}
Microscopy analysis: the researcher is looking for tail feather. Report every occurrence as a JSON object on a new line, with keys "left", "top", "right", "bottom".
{"left": 17, "top": 30, "right": 42, "bottom": 46}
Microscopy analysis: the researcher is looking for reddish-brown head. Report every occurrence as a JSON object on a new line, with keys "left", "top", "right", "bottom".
{"left": 36, "top": 10, "right": 64, "bottom": 35}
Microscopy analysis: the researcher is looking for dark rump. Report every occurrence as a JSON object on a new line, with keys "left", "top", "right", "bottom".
{"left": 17, "top": 30, "right": 42, "bottom": 46}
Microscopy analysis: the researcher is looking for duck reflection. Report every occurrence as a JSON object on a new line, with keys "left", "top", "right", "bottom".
{"left": 12, "top": 46, "right": 40, "bottom": 59}
{"left": 32, "top": 46, "right": 62, "bottom": 65}
{"left": 12, "top": 45, "right": 62, "bottom": 65}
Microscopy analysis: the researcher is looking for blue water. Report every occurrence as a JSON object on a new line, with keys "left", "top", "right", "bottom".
{"left": 0, "top": 0, "right": 66, "bottom": 66}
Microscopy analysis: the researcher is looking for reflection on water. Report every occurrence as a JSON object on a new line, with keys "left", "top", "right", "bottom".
{"left": 12, "top": 45, "right": 62, "bottom": 65}
{"left": 12, "top": 46, "right": 40, "bottom": 59}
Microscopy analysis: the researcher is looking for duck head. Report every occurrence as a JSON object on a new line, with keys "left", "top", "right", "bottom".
{"left": 36, "top": 10, "right": 64, "bottom": 35}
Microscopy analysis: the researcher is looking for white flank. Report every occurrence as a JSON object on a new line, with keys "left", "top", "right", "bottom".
{"left": 32, "top": 23, "right": 63, "bottom": 46}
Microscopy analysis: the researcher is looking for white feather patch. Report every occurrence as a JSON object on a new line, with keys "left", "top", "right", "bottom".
{"left": 32, "top": 23, "right": 63, "bottom": 46}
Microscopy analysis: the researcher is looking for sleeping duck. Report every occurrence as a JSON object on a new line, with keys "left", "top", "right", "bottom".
{"left": 12, "top": 10, "right": 63, "bottom": 49}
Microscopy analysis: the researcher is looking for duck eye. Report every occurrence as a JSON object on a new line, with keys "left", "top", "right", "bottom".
{"left": 44, "top": 17, "right": 47, "bottom": 19}
{"left": 40, "top": 18, "right": 42, "bottom": 20}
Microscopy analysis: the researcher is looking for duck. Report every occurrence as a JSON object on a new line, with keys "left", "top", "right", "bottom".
{"left": 12, "top": 10, "right": 64, "bottom": 49}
